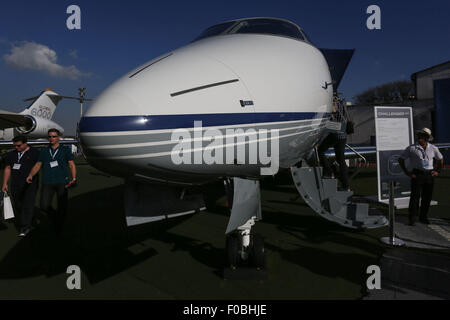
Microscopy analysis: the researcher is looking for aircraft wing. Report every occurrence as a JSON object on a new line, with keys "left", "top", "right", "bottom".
{"left": 325, "top": 143, "right": 450, "bottom": 159}
{"left": 0, "top": 109, "right": 30, "bottom": 129}
{"left": 0, "top": 138, "right": 78, "bottom": 148}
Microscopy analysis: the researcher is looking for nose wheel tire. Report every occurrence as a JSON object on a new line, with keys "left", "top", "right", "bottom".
{"left": 226, "top": 234, "right": 241, "bottom": 268}
{"left": 250, "top": 234, "right": 265, "bottom": 269}
{"left": 226, "top": 233, "right": 265, "bottom": 269}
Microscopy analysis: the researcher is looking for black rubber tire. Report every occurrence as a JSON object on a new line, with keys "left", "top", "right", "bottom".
{"left": 250, "top": 234, "right": 265, "bottom": 269}
{"left": 226, "top": 234, "right": 240, "bottom": 268}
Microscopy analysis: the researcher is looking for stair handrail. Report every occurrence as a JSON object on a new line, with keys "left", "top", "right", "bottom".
{"left": 345, "top": 144, "right": 367, "bottom": 181}
{"left": 345, "top": 144, "right": 367, "bottom": 165}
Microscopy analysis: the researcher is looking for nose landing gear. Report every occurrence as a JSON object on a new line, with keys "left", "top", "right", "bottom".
{"left": 223, "top": 178, "right": 267, "bottom": 279}
{"left": 226, "top": 217, "right": 266, "bottom": 270}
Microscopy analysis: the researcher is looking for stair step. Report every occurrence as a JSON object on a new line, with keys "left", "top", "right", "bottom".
{"left": 290, "top": 166, "right": 388, "bottom": 229}
{"left": 346, "top": 203, "right": 369, "bottom": 221}
{"left": 328, "top": 198, "right": 345, "bottom": 216}
{"left": 322, "top": 178, "right": 338, "bottom": 199}
{"left": 334, "top": 190, "right": 353, "bottom": 204}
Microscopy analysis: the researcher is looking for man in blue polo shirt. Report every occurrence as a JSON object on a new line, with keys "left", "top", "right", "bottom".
{"left": 27, "top": 128, "right": 77, "bottom": 234}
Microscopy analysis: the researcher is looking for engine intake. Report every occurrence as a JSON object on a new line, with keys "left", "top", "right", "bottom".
{"left": 16, "top": 115, "right": 37, "bottom": 134}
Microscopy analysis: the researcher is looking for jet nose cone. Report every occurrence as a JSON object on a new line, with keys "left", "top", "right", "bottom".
{"left": 79, "top": 75, "right": 145, "bottom": 132}
{"left": 78, "top": 84, "right": 145, "bottom": 174}
{"left": 79, "top": 89, "right": 134, "bottom": 138}
{"left": 83, "top": 84, "right": 141, "bottom": 118}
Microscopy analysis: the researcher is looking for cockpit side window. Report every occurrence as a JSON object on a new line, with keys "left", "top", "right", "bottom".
{"left": 231, "top": 19, "right": 304, "bottom": 40}
{"left": 300, "top": 30, "right": 312, "bottom": 43}
{"left": 194, "top": 21, "right": 236, "bottom": 41}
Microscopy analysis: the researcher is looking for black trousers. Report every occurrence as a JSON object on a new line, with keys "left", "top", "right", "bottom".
{"left": 40, "top": 183, "right": 68, "bottom": 232}
{"left": 317, "top": 133, "right": 349, "bottom": 189}
{"left": 11, "top": 182, "right": 38, "bottom": 231}
{"left": 409, "top": 170, "right": 434, "bottom": 221}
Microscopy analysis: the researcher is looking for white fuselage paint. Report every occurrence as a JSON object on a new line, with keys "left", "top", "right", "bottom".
{"left": 79, "top": 32, "right": 333, "bottom": 184}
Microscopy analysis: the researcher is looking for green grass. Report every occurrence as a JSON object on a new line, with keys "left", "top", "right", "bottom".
{"left": 0, "top": 162, "right": 448, "bottom": 299}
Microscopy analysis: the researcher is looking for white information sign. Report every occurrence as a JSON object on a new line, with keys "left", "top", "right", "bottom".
{"left": 374, "top": 106, "right": 414, "bottom": 202}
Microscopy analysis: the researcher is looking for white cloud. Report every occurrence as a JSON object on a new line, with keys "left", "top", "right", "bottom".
{"left": 3, "top": 41, "right": 89, "bottom": 80}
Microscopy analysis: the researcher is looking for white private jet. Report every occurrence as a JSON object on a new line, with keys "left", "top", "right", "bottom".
{"left": 0, "top": 89, "right": 80, "bottom": 147}
{"left": 78, "top": 17, "right": 446, "bottom": 268}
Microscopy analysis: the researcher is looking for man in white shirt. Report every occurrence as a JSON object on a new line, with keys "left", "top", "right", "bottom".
{"left": 398, "top": 128, "right": 444, "bottom": 225}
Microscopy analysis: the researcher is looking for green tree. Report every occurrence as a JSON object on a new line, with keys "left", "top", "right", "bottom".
{"left": 354, "top": 80, "right": 414, "bottom": 105}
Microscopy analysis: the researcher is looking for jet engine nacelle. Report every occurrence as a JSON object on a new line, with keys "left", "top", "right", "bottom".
{"left": 15, "top": 115, "right": 64, "bottom": 138}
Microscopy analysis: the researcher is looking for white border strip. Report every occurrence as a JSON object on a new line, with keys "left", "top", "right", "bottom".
{"left": 90, "top": 122, "right": 323, "bottom": 150}
{"left": 101, "top": 125, "right": 323, "bottom": 160}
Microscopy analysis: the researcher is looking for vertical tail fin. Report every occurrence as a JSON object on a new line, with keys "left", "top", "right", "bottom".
{"left": 21, "top": 88, "right": 62, "bottom": 120}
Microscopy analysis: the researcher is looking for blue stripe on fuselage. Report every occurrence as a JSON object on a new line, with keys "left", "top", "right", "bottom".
{"left": 78, "top": 112, "right": 329, "bottom": 133}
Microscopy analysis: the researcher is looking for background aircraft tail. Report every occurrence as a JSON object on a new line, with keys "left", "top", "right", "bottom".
{"left": 20, "top": 88, "right": 62, "bottom": 120}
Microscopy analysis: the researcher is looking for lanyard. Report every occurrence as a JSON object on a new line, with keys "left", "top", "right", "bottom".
{"left": 416, "top": 145, "right": 429, "bottom": 161}
{"left": 17, "top": 149, "right": 27, "bottom": 163}
{"left": 49, "top": 147, "right": 59, "bottom": 160}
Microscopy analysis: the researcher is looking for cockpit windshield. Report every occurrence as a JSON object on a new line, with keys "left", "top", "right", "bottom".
{"left": 194, "top": 21, "right": 236, "bottom": 42}
{"left": 231, "top": 19, "right": 304, "bottom": 40}
{"left": 193, "top": 18, "right": 308, "bottom": 42}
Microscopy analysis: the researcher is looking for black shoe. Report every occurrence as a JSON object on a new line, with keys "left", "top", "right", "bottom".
{"left": 419, "top": 218, "right": 430, "bottom": 225}
{"left": 408, "top": 220, "right": 415, "bottom": 226}
{"left": 18, "top": 227, "right": 33, "bottom": 237}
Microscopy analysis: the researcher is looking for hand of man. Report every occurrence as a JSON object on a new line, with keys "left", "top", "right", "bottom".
{"left": 65, "top": 178, "right": 77, "bottom": 189}
{"left": 26, "top": 175, "right": 33, "bottom": 184}
{"left": 431, "top": 171, "right": 439, "bottom": 177}
{"left": 1, "top": 184, "right": 8, "bottom": 192}
{"left": 407, "top": 172, "right": 416, "bottom": 179}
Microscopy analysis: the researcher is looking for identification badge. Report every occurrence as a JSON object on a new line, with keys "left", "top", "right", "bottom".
{"left": 13, "top": 163, "right": 21, "bottom": 170}
{"left": 50, "top": 161, "right": 59, "bottom": 168}
{"left": 422, "top": 160, "right": 429, "bottom": 168}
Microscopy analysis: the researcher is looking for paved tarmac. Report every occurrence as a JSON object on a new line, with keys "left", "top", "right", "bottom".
{"left": 0, "top": 162, "right": 449, "bottom": 299}
{"left": 395, "top": 217, "right": 450, "bottom": 249}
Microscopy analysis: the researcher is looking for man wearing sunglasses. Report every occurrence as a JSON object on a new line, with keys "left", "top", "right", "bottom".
{"left": 26, "top": 128, "right": 77, "bottom": 234}
{"left": 2, "top": 136, "right": 40, "bottom": 237}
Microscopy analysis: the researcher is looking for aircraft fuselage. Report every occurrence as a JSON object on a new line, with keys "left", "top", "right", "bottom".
{"left": 79, "top": 21, "right": 333, "bottom": 184}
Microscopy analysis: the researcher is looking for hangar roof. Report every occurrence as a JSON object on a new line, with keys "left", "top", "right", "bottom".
{"left": 411, "top": 60, "right": 450, "bottom": 80}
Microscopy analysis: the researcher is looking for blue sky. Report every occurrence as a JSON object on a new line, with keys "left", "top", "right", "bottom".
{"left": 1, "top": 0, "right": 449, "bottom": 135}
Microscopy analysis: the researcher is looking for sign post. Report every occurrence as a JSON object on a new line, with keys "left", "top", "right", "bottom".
{"left": 380, "top": 181, "right": 405, "bottom": 246}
